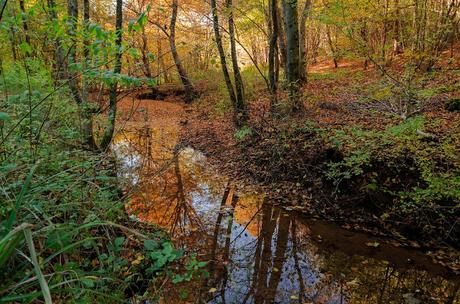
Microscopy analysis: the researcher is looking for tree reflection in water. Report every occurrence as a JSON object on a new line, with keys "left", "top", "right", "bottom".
{"left": 113, "top": 123, "right": 459, "bottom": 304}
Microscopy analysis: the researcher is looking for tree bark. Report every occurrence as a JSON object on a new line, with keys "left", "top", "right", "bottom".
{"left": 226, "top": 0, "right": 246, "bottom": 125}
{"left": 141, "top": 26, "right": 152, "bottom": 79}
{"left": 18, "top": 0, "right": 31, "bottom": 51}
{"left": 67, "top": 0, "right": 83, "bottom": 105}
{"left": 82, "top": 0, "right": 96, "bottom": 149}
{"left": 268, "top": 0, "right": 279, "bottom": 111}
{"left": 326, "top": 25, "right": 338, "bottom": 68}
{"left": 0, "top": 0, "right": 8, "bottom": 22}
{"left": 65, "top": 0, "right": 96, "bottom": 149}
{"left": 210, "top": 0, "right": 239, "bottom": 126}
{"left": 47, "top": 0, "right": 65, "bottom": 81}
{"left": 299, "top": 0, "right": 312, "bottom": 83}
{"left": 277, "top": 3, "right": 287, "bottom": 72}
{"left": 170, "top": 0, "right": 195, "bottom": 102}
{"left": 140, "top": 24, "right": 163, "bottom": 96}
{"left": 282, "top": 0, "right": 303, "bottom": 112}
{"left": 100, "top": 0, "right": 123, "bottom": 150}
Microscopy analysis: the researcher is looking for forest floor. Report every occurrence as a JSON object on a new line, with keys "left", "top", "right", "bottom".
{"left": 164, "top": 58, "right": 460, "bottom": 273}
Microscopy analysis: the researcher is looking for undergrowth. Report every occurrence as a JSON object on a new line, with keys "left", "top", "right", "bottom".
{"left": 241, "top": 115, "right": 460, "bottom": 247}
{"left": 0, "top": 62, "right": 205, "bottom": 302}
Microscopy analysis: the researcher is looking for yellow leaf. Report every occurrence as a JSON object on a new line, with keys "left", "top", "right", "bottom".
{"left": 366, "top": 241, "right": 380, "bottom": 248}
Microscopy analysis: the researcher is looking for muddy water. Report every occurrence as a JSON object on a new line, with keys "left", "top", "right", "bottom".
{"left": 113, "top": 99, "right": 459, "bottom": 304}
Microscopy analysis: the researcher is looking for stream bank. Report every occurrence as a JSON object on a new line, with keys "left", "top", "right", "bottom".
{"left": 180, "top": 67, "right": 460, "bottom": 274}
{"left": 113, "top": 94, "right": 459, "bottom": 303}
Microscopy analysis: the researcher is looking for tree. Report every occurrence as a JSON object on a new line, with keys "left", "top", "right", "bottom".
{"left": 100, "top": 0, "right": 123, "bottom": 150}
{"left": 170, "top": 0, "right": 195, "bottom": 101}
{"left": 47, "top": 0, "right": 65, "bottom": 81}
{"left": 226, "top": 0, "right": 247, "bottom": 124}
{"left": 18, "top": 0, "right": 31, "bottom": 52}
{"left": 0, "top": 0, "right": 8, "bottom": 22}
{"left": 282, "top": 0, "right": 303, "bottom": 112}
{"left": 65, "top": 0, "right": 96, "bottom": 149}
{"left": 268, "top": 0, "right": 279, "bottom": 111}
{"left": 210, "top": 0, "right": 246, "bottom": 127}
{"left": 299, "top": 0, "right": 312, "bottom": 82}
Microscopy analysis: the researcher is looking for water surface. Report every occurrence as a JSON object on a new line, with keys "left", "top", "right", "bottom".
{"left": 113, "top": 100, "right": 459, "bottom": 304}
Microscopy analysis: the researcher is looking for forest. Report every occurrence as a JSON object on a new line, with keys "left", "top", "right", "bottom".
{"left": 0, "top": 0, "right": 459, "bottom": 302}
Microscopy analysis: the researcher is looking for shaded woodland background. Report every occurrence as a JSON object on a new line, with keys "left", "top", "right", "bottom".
{"left": 0, "top": 0, "right": 459, "bottom": 302}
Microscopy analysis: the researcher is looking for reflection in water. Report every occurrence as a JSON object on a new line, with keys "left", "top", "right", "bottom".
{"left": 114, "top": 122, "right": 459, "bottom": 304}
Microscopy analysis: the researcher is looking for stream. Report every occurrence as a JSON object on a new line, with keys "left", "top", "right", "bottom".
{"left": 113, "top": 98, "right": 459, "bottom": 304}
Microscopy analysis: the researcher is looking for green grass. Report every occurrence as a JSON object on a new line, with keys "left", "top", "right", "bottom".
{"left": 0, "top": 60, "right": 200, "bottom": 303}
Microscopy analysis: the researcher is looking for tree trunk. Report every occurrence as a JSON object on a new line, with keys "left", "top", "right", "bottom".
{"left": 393, "top": 0, "right": 402, "bottom": 55}
{"left": 210, "top": 0, "right": 239, "bottom": 126}
{"left": 326, "top": 25, "right": 338, "bottom": 68}
{"left": 299, "top": 0, "right": 312, "bottom": 83}
{"left": 141, "top": 26, "right": 152, "bottom": 79}
{"left": 47, "top": 0, "right": 65, "bottom": 80}
{"left": 18, "top": 0, "right": 31, "bottom": 52}
{"left": 0, "top": 0, "right": 8, "bottom": 22}
{"left": 381, "top": 0, "right": 390, "bottom": 64}
{"left": 82, "top": 0, "right": 96, "bottom": 150}
{"left": 170, "top": 0, "right": 195, "bottom": 102}
{"left": 282, "top": 0, "right": 303, "bottom": 112}
{"left": 277, "top": 3, "right": 287, "bottom": 72}
{"left": 100, "top": 0, "right": 122, "bottom": 150}
{"left": 268, "top": 0, "right": 279, "bottom": 111}
{"left": 67, "top": 0, "right": 83, "bottom": 105}
{"left": 65, "top": 0, "right": 96, "bottom": 149}
{"left": 82, "top": 0, "right": 90, "bottom": 100}
{"left": 226, "top": 0, "right": 246, "bottom": 125}
{"left": 140, "top": 25, "right": 163, "bottom": 96}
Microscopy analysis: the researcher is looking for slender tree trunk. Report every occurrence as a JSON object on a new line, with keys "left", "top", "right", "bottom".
{"left": 282, "top": 0, "right": 303, "bottom": 112}
{"left": 140, "top": 25, "right": 163, "bottom": 96}
{"left": 326, "top": 25, "right": 338, "bottom": 68}
{"left": 81, "top": 0, "right": 96, "bottom": 149}
{"left": 381, "top": 0, "right": 390, "bottom": 65}
{"left": 18, "top": 0, "right": 31, "bottom": 51}
{"left": 393, "top": 0, "right": 402, "bottom": 55}
{"left": 141, "top": 26, "right": 152, "bottom": 79}
{"left": 226, "top": 0, "right": 246, "bottom": 125}
{"left": 100, "top": 0, "right": 122, "bottom": 150}
{"left": 170, "top": 0, "right": 195, "bottom": 102}
{"left": 277, "top": 3, "right": 287, "bottom": 72}
{"left": 210, "top": 0, "right": 239, "bottom": 126}
{"left": 67, "top": 0, "right": 83, "bottom": 105}
{"left": 65, "top": 0, "right": 96, "bottom": 149}
{"left": 82, "top": 0, "right": 90, "bottom": 100}
{"left": 0, "top": 0, "right": 8, "bottom": 22}
{"left": 47, "top": 0, "right": 65, "bottom": 80}
{"left": 268, "top": 0, "right": 279, "bottom": 111}
{"left": 299, "top": 0, "right": 312, "bottom": 83}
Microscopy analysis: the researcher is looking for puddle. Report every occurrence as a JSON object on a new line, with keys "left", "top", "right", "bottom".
{"left": 113, "top": 101, "right": 459, "bottom": 304}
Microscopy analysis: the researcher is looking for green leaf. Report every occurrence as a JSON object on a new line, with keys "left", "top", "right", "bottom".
{"left": 0, "top": 112, "right": 11, "bottom": 122}
{"left": 6, "top": 164, "right": 38, "bottom": 232}
{"left": 81, "top": 277, "right": 95, "bottom": 288}
{"left": 19, "top": 42, "right": 32, "bottom": 55}
{"left": 24, "top": 228, "right": 52, "bottom": 304}
{"left": 172, "top": 274, "right": 184, "bottom": 283}
{"left": 114, "top": 237, "right": 125, "bottom": 248}
{"left": 197, "top": 261, "right": 207, "bottom": 268}
{"left": 144, "top": 239, "right": 159, "bottom": 251}
{"left": 162, "top": 241, "right": 173, "bottom": 256}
